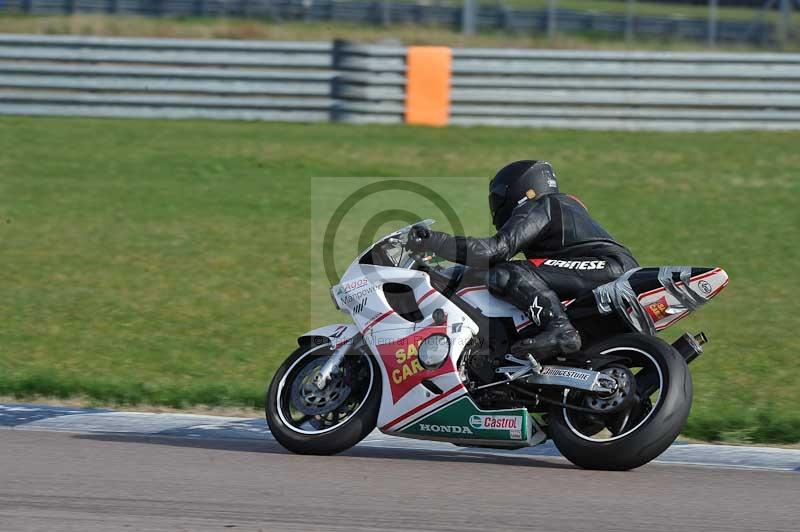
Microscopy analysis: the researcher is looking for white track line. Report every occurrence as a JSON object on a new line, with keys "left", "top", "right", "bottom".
{"left": 1, "top": 404, "right": 798, "bottom": 472}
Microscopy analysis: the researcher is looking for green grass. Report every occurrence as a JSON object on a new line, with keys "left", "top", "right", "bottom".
{"left": 506, "top": 0, "right": 783, "bottom": 23}
{"left": 0, "top": 116, "right": 798, "bottom": 443}
{"left": 1, "top": 12, "right": 796, "bottom": 51}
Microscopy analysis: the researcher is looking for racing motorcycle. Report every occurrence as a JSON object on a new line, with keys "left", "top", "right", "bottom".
{"left": 266, "top": 220, "right": 728, "bottom": 470}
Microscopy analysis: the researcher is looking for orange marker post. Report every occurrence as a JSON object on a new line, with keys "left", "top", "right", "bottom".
{"left": 404, "top": 46, "right": 452, "bottom": 126}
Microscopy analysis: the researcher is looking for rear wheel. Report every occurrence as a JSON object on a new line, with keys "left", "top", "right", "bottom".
{"left": 266, "top": 343, "right": 381, "bottom": 455}
{"left": 549, "top": 333, "right": 692, "bottom": 470}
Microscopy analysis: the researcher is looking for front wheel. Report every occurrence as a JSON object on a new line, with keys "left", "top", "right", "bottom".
{"left": 266, "top": 342, "right": 381, "bottom": 455}
{"left": 549, "top": 333, "right": 692, "bottom": 470}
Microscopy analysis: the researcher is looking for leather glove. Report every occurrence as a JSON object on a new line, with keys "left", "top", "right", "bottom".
{"left": 406, "top": 224, "right": 432, "bottom": 252}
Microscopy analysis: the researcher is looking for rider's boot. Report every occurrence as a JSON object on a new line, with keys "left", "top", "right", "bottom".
{"left": 514, "top": 289, "right": 581, "bottom": 360}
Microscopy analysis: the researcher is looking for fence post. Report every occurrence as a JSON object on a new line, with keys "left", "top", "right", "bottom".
{"left": 192, "top": 0, "right": 206, "bottom": 17}
{"left": 380, "top": 1, "right": 392, "bottom": 27}
{"left": 547, "top": 0, "right": 557, "bottom": 41}
{"left": 498, "top": 4, "right": 512, "bottom": 31}
{"left": 462, "top": 0, "right": 476, "bottom": 36}
{"left": 778, "top": 0, "right": 792, "bottom": 47}
{"left": 625, "top": 0, "right": 635, "bottom": 43}
{"left": 329, "top": 39, "right": 347, "bottom": 124}
{"left": 707, "top": 0, "right": 718, "bottom": 47}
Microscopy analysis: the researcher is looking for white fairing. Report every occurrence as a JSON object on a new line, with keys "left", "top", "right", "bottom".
{"left": 456, "top": 285, "right": 575, "bottom": 332}
{"left": 320, "top": 215, "right": 551, "bottom": 435}
{"left": 456, "top": 286, "right": 532, "bottom": 332}
{"left": 331, "top": 257, "right": 482, "bottom": 432}
{"left": 637, "top": 267, "right": 729, "bottom": 331}
{"left": 297, "top": 323, "right": 361, "bottom": 349}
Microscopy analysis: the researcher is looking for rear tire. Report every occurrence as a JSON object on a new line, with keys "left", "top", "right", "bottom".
{"left": 549, "top": 333, "right": 692, "bottom": 470}
{"left": 266, "top": 343, "right": 381, "bottom": 455}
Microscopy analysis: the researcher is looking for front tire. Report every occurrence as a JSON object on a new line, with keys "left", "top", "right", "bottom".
{"left": 549, "top": 334, "right": 692, "bottom": 470}
{"left": 266, "top": 343, "right": 381, "bottom": 455}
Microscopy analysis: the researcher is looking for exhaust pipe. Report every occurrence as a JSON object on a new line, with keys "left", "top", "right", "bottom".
{"left": 672, "top": 331, "right": 708, "bottom": 364}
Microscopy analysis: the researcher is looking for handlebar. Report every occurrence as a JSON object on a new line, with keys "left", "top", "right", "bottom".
{"left": 358, "top": 219, "right": 437, "bottom": 270}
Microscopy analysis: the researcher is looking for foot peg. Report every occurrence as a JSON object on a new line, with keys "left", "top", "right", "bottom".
{"left": 477, "top": 354, "right": 540, "bottom": 390}
{"left": 494, "top": 354, "right": 541, "bottom": 376}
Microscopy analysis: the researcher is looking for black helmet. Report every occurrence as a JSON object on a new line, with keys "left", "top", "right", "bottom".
{"left": 488, "top": 160, "right": 559, "bottom": 229}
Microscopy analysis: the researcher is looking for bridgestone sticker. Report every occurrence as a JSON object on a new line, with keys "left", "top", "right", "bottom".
{"left": 541, "top": 367, "right": 592, "bottom": 381}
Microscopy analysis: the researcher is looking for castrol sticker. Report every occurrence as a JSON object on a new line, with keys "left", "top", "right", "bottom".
{"left": 469, "top": 415, "right": 522, "bottom": 431}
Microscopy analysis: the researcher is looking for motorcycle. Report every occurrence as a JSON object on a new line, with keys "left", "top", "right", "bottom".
{"left": 265, "top": 220, "right": 728, "bottom": 470}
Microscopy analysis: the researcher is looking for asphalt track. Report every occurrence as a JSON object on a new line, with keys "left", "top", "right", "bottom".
{"left": 1, "top": 405, "right": 799, "bottom": 532}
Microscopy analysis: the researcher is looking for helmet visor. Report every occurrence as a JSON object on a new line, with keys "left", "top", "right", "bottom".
{"left": 488, "top": 192, "right": 506, "bottom": 226}
{"left": 488, "top": 180, "right": 509, "bottom": 226}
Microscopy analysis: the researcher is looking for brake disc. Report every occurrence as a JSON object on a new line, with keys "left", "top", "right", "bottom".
{"left": 583, "top": 365, "right": 637, "bottom": 415}
{"left": 290, "top": 357, "right": 352, "bottom": 416}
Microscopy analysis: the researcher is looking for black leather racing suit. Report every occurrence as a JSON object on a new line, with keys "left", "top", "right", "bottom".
{"left": 419, "top": 193, "right": 639, "bottom": 316}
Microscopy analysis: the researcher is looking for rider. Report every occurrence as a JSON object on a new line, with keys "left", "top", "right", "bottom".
{"left": 407, "top": 160, "right": 639, "bottom": 359}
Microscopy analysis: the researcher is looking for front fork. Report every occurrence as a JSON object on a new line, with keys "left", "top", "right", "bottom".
{"left": 312, "top": 336, "right": 363, "bottom": 389}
